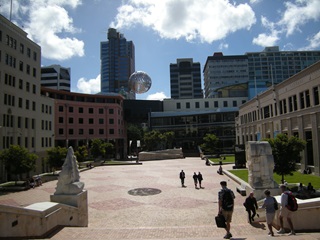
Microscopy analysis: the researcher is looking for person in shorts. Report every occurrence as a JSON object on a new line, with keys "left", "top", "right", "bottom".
{"left": 277, "top": 184, "right": 295, "bottom": 236}
{"left": 218, "top": 181, "right": 235, "bottom": 239}
{"left": 261, "top": 189, "right": 276, "bottom": 236}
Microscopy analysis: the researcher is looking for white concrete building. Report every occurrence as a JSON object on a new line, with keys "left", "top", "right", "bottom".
{"left": 236, "top": 61, "right": 320, "bottom": 176}
{"left": 0, "top": 15, "right": 55, "bottom": 182}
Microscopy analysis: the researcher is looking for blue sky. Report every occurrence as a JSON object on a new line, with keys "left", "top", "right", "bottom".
{"left": 1, "top": 0, "right": 319, "bottom": 100}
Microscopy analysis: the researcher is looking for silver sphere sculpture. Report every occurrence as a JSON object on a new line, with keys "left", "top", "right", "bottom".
{"left": 128, "top": 71, "right": 152, "bottom": 94}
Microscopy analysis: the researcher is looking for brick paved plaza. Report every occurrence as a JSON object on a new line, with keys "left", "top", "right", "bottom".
{"left": 0, "top": 157, "right": 319, "bottom": 239}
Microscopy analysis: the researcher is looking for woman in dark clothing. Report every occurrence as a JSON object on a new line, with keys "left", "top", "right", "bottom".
{"left": 193, "top": 172, "right": 198, "bottom": 189}
{"left": 197, "top": 172, "right": 203, "bottom": 188}
{"left": 244, "top": 192, "right": 258, "bottom": 223}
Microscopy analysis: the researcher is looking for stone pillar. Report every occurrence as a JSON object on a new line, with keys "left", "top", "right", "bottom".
{"left": 246, "top": 141, "right": 279, "bottom": 200}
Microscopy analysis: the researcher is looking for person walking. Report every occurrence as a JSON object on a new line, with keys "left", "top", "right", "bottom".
{"left": 244, "top": 192, "right": 258, "bottom": 223}
{"left": 193, "top": 172, "right": 198, "bottom": 189}
{"left": 179, "top": 170, "right": 186, "bottom": 187}
{"left": 197, "top": 172, "right": 203, "bottom": 188}
{"left": 277, "top": 184, "right": 295, "bottom": 235}
{"left": 261, "top": 189, "right": 277, "bottom": 236}
{"left": 218, "top": 181, "right": 235, "bottom": 239}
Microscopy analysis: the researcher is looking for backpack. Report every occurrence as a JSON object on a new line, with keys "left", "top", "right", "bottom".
{"left": 222, "top": 189, "right": 234, "bottom": 211}
{"left": 285, "top": 192, "right": 298, "bottom": 211}
{"left": 272, "top": 197, "right": 278, "bottom": 210}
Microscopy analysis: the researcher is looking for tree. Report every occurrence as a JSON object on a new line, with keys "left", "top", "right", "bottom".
{"left": 90, "top": 139, "right": 106, "bottom": 158}
{"left": 74, "top": 145, "right": 88, "bottom": 162}
{"left": 0, "top": 145, "right": 37, "bottom": 182}
{"left": 200, "top": 133, "right": 220, "bottom": 154}
{"left": 265, "top": 134, "right": 306, "bottom": 183}
{"left": 163, "top": 131, "right": 175, "bottom": 149}
{"left": 144, "top": 130, "right": 166, "bottom": 151}
{"left": 104, "top": 142, "right": 114, "bottom": 158}
{"left": 46, "top": 146, "right": 68, "bottom": 170}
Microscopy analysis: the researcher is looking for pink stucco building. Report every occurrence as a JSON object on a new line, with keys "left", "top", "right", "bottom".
{"left": 41, "top": 87, "right": 127, "bottom": 158}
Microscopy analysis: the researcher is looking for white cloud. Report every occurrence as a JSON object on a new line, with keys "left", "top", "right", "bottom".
{"left": 76, "top": 75, "right": 101, "bottom": 94}
{"left": 219, "top": 43, "right": 229, "bottom": 50}
{"left": 146, "top": 92, "right": 167, "bottom": 100}
{"left": 111, "top": 0, "right": 256, "bottom": 43}
{"left": 300, "top": 31, "right": 320, "bottom": 50}
{"left": 0, "top": 0, "right": 84, "bottom": 61}
{"left": 279, "top": 0, "right": 320, "bottom": 36}
{"left": 253, "top": 0, "right": 320, "bottom": 47}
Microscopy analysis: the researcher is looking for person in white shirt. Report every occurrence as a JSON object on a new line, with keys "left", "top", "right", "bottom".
{"left": 277, "top": 184, "right": 295, "bottom": 236}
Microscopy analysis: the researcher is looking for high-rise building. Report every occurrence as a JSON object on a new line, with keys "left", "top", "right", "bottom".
{"left": 246, "top": 46, "right": 320, "bottom": 99}
{"left": 170, "top": 58, "right": 202, "bottom": 99}
{"left": 203, "top": 47, "right": 320, "bottom": 99}
{"left": 41, "top": 64, "right": 71, "bottom": 91}
{"left": 203, "top": 53, "right": 248, "bottom": 98}
{"left": 100, "top": 28, "right": 135, "bottom": 99}
{"left": 0, "top": 14, "right": 54, "bottom": 182}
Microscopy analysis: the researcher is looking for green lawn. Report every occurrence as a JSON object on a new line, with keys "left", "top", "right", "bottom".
{"left": 229, "top": 169, "right": 320, "bottom": 190}
{"left": 209, "top": 155, "right": 235, "bottom": 164}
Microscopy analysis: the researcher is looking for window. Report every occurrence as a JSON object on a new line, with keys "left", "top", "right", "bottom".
{"left": 214, "top": 101, "right": 219, "bottom": 108}
{"left": 300, "top": 92, "right": 305, "bottom": 109}
{"left": 109, "top": 109, "right": 114, "bottom": 114}
{"left": 26, "top": 99, "right": 29, "bottom": 109}
{"left": 99, "top": 129, "right": 104, "bottom": 135}
{"left": 69, "top": 129, "right": 74, "bottom": 135}
{"left": 109, "top": 118, "right": 114, "bottom": 124}
{"left": 33, "top": 52, "right": 37, "bottom": 61}
{"left": 79, "top": 129, "right": 84, "bottom": 135}
{"left": 26, "top": 82, "right": 30, "bottom": 92}
{"left": 99, "top": 108, "right": 104, "bottom": 114}
{"left": 78, "top": 107, "right": 83, "bottom": 113}
{"left": 59, "top": 117, "right": 64, "bottom": 123}
{"left": 78, "top": 118, "right": 83, "bottom": 124}
{"left": 19, "top": 98, "right": 22, "bottom": 108}
{"left": 32, "top": 101, "right": 36, "bottom": 111}
{"left": 186, "top": 102, "right": 190, "bottom": 109}
{"left": 195, "top": 102, "right": 199, "bottom": 108}
{"left": 109, "top": 129, "right": 114, "bottom": 134}
{"left": 69, "top": 106, "right": 73, "bottom": 113}
{"left": 59, "top": 106, "right": 64, "bottom": 112}
{"left": 26, "top": 64, "right": 30, "bottom": 74}
{"left": 25, "top": 118, "right": 29, "bottom": 128}
{"left": 176, "top": 102, "right": 181, "bottom": 109}
{"left": 99, "top": 118, "right": 104, "bottom": 124}
{"left": 89, "top": 129, "right": 94, "bottom": 135}
{"left": 89, "top": 118, "right": 94, "bottom": 124}
{"left": 233, "top": 101, "right": 237, "bottom": 107}
{"left": 27, "top": 48, "right": 31, "bottom": 57}
{"left": 59, "top": 128, "right": 64, "bottom": 135}
{"left": 88, "top": 108, "right": 94, "bottom": 114}
{"left": 19, "top": 79, "right": 23, "bottom": 89}
{"left": 20, "top": 43, "right": 24, "bottom": 53}
{"left": 33, "top": 68, "right": 36, "bottom": 77}
{"left": 69, "top": 118, "right": 73, "bottom": 124}
{"left": 205, "top": 101, "right": 209, "bottom": 108}
{"left": 33, "top": 84, "right": 36, "bottom": 94}
{"left": 305, "top": 90, "right": 310, "bottom": 108}
{"left": 19, "top": 61, "right": 23, "bottom": 71}
{"left": 224, "top": 101, "right": 228, "bottom": 107}
{"left": 314, "top": 87, "right": 319, "bottom": 105}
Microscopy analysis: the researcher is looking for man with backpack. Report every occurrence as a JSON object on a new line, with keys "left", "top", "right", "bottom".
{"left": 218, "top": 181, "right": 235, "bottom": 239}
{"left": 277, "top": 184, "right": 296, "bottom": 236}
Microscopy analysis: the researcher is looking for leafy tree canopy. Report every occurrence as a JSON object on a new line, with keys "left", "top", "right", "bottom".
{"left": 46, "top": 146, "right": 68, "bottom": 169}
{"left": 265, "top": 133, "right": 306, "bottom": 183}
{"left": 0, "top": 145, "right": 37, "bottom": 179}
{"left": 200, "top": 133, "right": 220, "bottom": 154}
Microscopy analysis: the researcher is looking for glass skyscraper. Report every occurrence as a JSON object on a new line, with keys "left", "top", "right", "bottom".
{"left": 100, "top": 28, "right": 135, "bottom": 99}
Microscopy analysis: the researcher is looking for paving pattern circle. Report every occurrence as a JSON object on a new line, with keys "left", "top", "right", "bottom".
{"left": 128, "top": 187, "right": 162, "bottom": 196}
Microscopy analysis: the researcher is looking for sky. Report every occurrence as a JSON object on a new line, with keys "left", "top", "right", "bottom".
{"left": 1, "top": 0, "right": 320, "bottom": 100}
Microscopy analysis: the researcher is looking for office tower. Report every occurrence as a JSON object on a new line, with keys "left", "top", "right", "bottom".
{"left": 41, "top": 64, "right": 71, "bottom": 91}
{"left": 170, "top": 58, "right": 202, "bottom": 99}
{"left": 246, "top": 46, "right": 320, "bottom": 99}
{"left": 100, "top": 28, "right": 135, "bottom": 99}
{"left": 203, "top": 53, "right": 249, "bottom": 98}
{"left": 0, "top": 15, "right": 54, "bottom": 182}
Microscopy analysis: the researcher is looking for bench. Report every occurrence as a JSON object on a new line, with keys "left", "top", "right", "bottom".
{"left": 236, "top": 184, "right": 247, "bottom": 196}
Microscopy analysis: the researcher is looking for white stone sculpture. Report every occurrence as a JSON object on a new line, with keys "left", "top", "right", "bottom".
{"left": 54, "top": 146, "right": 84, "bottom": 195}
{"left": 246, "top": 141, "right": 278, "bottom": 189}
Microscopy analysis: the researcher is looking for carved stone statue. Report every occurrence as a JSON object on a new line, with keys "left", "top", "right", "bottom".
{"left": 54, "top": 146, "right": 84, "bottom": 195}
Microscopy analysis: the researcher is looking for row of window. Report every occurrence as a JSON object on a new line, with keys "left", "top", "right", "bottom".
{"left": 176, "top": 100, "right": 245, "bottom": 109}
{"left": 4, "top": 73, "right": 37, "bottom": 93}
{"left": 4, "top": 94, "right": 38, "bottom": 111}
{"left": 58, "top": 128, "right": 121, "bottom": 135}
{"left": 58, "top": 105, "right": 117, "bottom": 115}
{"left": 240, "top": 86, "right": 320, "bottom": 124}
{"left": 2, "top": 114, "right": 36, "bottom": 129}
{"left": 2, "top": 136, "right": 36, "bottom": 149}
{"left": 1, "top": 31, "right": 38, "bottom": 60}
{"left": 58, "top": 117, "right": 119, "bottom": 125}
{"left": 41, "top": 104, "right": 53, "bottom": 115}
